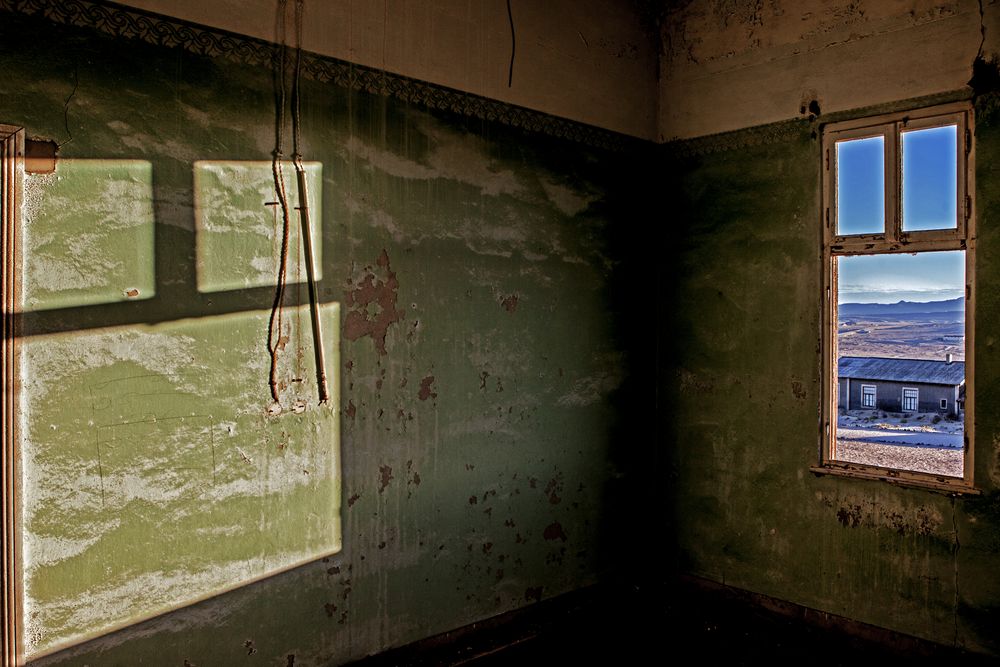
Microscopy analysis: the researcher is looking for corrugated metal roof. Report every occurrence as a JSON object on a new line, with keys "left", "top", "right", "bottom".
{"left": 838, "top": 356, "right": 965, "bottom": 385}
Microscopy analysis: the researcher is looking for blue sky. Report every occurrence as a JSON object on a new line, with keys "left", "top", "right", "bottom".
{"left": 837, "top": 125, "right": 961, "bottom": 303}
{"left": 838, "top": 251, "right": 965, "bottom": 304}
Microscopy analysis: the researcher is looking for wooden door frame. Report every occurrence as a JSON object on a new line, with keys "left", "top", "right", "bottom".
{"left": 1, "top": 124, "right": 23, "bottom": 667}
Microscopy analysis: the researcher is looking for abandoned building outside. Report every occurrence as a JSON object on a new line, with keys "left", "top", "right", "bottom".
{"left": 2, "top": 0, "right": 1000, "bottom": 664}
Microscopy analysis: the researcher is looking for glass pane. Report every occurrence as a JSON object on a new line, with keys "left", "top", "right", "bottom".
{"left": 835, "top": 250, "right": 965, "bottom": 477}
{"left": 902, "top": 124, "right": 957, "bottom": 231}
{"left": 836, "top": 136, "right": 885, "bottom": 236}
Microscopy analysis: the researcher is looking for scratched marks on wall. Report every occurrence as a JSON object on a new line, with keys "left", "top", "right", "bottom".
{"left": 19, "top": 304, "right": 342, "bottom": 656}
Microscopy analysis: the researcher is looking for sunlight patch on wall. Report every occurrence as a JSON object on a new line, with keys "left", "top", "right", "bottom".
{"left": 19, "top": 304, "right": 342, "bottom": 658}
{"left": 23, "top": 160, "right": 155, "bottom": 310}
{"left": 194, "top": 161, "right": 323, "bottom": 293}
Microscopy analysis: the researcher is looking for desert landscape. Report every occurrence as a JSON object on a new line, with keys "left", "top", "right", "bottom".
{"left": 836, "top": 297, "right": 965, "bottom": 477}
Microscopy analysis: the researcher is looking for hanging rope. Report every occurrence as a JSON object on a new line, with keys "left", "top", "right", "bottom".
{"left": 268, "top": 0, "right": 329, "bottom": 405}
{"left": 267, "top": 0, "right": 294, "bottom": 405}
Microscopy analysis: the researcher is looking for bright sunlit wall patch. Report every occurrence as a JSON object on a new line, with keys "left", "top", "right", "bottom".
{"left": 819, "top": 102, "right": 975, "bottom": 493}
{"left": 194, "top": 161, "right": 323, "bottom": 293}
{"left": 23, "top": 160, "right": 156, "bottom": 310}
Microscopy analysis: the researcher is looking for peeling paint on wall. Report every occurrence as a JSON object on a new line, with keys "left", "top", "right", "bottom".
{"left": 343, "top": 250, "right": 403, "bottom": 356}
{"left": 816, "top": 491, "right": 945, "bottom": 537}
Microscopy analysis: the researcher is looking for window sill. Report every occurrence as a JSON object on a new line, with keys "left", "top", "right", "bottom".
{"left": 810, "top": 463, "right": 980, "bottom": 495}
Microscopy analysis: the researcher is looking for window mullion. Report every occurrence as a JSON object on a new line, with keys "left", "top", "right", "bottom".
{"left": 886, "top": 123, "right": 901, "bottom": 243}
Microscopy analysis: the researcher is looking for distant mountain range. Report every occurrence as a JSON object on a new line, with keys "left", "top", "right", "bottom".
{"left": 839, "top": 297, "right": 964, "bottom": 317}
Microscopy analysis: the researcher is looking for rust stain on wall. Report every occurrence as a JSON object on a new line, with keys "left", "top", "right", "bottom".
{"left": 406, "top": 459, "right": 421, "bottom": 497}
{"left": 418, "top": 375, "right": 437, "bottom": 401}
{"left": 344, "top": 249, "right": 403, "bottom": 355}
{"left": 543, "top": 521, "right": 568, "bottom": 542}
{"left": 818, "top": 491, "right": 944, "bottom": 536}
{"left": 544, "top": 475, "right": 563, "bottom": 505}
{"left": 501, "top": 294, "right": 519, "bottom": 313}
{"left": 378, "top": 465, "right": 394, "bottom": 493}
{"left": 790, "top": 379, "right": 806, "bottom": 400}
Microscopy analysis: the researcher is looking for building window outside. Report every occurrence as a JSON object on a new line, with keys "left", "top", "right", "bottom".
{"left": 862, "top": 384, "right": 876, "bottom": 408}
{"left": 819, "top": 102, "right": 974, "bottom": 491}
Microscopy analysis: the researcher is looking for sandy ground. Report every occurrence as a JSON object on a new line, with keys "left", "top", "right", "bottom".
{"left": 838, "top": 317, "right": 964, "bottom": 361}
{"left": 835, "top": 410, "right": 964, "bottom": 478}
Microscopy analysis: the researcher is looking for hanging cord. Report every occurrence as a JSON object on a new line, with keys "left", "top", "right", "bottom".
{"left": 506, "top": 0, "right": 515, "bottom": 87}
{"left": 57, "top": 63, "right": 79, "bottom": 148}
{"left": 268, "top": 0, "right": 294, "bottom": 405}
{"left": 290, "top": 0, "right": 331, "bottom": 404}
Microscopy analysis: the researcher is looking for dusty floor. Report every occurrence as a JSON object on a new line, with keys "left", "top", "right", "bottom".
{"left": 350, "top": 581, "right": 997, "bottom": 666}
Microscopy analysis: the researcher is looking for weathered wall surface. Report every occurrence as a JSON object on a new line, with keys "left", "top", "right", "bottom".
{"left": 659, "top": 0, "right": 1000, "bottom": 141}
{"left": 662, "top": 103, "right": 1000, "bottom": 654}
{"left": 1, "top": 9, "right": 655, "bottom": 666}
{"left": 113, "top": 0, "right": 660, "bottom": 141}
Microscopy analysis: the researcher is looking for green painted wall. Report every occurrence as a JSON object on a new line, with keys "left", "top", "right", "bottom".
{"left": 2, "top": 11, "right": 655, "bottom": 666}
{"left": 663, "top": 109, "right": 1000, "bottom": 655}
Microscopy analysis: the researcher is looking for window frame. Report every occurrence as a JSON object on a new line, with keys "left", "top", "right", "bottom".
{"left": 816, "top": 102, "right": 977, "bottom": 494}
{"left": 1, "top": 124, "right": 24, "bottom": 667}
{"left": 902, "top": 387, "right": 919, "bottom": 412}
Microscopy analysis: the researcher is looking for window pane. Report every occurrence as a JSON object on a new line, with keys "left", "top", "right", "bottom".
{"left": 836, "top": 135, "right": 885, "bottom": 236}
{"left": 835, "top": 250, "right": 965, "bottom": 477}
{"left": 902, "top": 125, "right": 957, "bottom": 231}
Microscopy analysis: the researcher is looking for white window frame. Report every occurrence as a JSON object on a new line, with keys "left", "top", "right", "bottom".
{"left": 861, "top": 384, "right": 876, "bottom": 408}
{"left": 902, "top": 387, "right": 919, "bottom": 412}
{"left": 941, "top": 398, "right": 948, "bottom": 411}
{"left": 816, "top": 102, "right": 976, "bottom": 493}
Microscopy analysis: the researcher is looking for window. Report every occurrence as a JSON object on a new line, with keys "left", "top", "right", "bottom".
{"left": 861, "top": 384, "right": 876, "bottom": 408}
{"left": 818, "top": 102, "right": 975, "bottom": 492}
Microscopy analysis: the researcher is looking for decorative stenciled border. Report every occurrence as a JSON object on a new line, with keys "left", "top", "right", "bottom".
{"left": 663, "top": 89, "right": 974, "bottom": 160}
{"left": 663, "top": 118, "right": 812, "bottom": 160}
{"left": 0, "top": 0, "right": 640, "bottom": 153}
